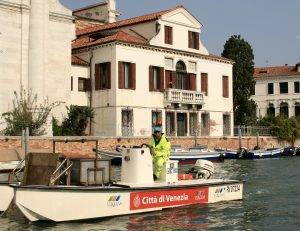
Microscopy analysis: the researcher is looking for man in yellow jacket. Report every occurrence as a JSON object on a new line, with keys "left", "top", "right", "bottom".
{"left": 149, "top": 126, "right": 171, "bottom": 180}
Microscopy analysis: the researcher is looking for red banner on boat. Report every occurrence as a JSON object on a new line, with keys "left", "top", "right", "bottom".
{"left": 130, "top": 188, "right": 208, "bottom": 210}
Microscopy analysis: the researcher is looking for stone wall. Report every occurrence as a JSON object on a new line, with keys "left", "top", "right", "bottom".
{"left": 0, "top": 136, "right": 293, "bottom": 158}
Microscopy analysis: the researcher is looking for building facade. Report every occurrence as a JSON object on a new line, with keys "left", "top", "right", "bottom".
{"left": 0, "top": 0, "right": 74, "bottom": 134}
{"left": 252, "top": 64, "right": 300, "bottom": 118}
{"left": 72, "top": 4, "right": 234, "bottom": 137}
{"left": 0, "top": 1, "right": 234, "bottom": 137}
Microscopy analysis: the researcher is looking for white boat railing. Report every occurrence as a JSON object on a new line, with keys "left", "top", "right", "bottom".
{"left": 164, "top": 89, "right": 204, "bottom": 105}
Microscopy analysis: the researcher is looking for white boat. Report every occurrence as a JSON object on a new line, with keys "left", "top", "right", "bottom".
{"left": 8, "top": 147, "right": 243, "bottom": 222}
{"left": 0, "top": 182, "right": 14, "bottom": 212}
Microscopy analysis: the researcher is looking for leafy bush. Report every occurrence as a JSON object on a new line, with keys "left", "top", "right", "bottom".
{"left": 53, "top": 105, "right": 94, "bottom": 136}
{"left": 258, "top": 116, "right": 300, "bottom": 143}
{"left": 1, "top": 88, "right": 60, "bottom": 136}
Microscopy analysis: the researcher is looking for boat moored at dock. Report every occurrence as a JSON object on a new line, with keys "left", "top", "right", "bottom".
{"left": 8, "top": 147, "right": 243, "bottom": 222}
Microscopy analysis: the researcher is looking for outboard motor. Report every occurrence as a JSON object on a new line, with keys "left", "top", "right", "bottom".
{"left": 237, "top": 147, "right": 248, "bottom": 159}
{"left": 186, "top": 159, "right": 214, "bottom": 179}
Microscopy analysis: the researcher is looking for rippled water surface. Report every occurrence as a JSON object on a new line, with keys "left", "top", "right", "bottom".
{"left": 1, "top": 158, "right": 300, "bottom": 230}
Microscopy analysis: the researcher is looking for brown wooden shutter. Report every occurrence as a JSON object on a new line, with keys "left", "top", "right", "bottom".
{"left": 95, "top": 63, "right": 101, "bottom": 90}
{"left": 165, "top": 70, "right": 172, "bottom": 89}
{"left": 130, "top": 63, "right": 136, "bottom": 90}
{"left": 169, "top": 27, "right": 173, "bottom": 45}
{"left": 107, "top": 62, "right": 111, "bottom": 89}
{"left": 223, "top": 76, "right": 229, "bottom": 98}
{"left": 172, "top": 71, "right": 177, "bottom": 89}
{"left": 189, "top": 73, "right": 196, "bottom": 91}
{"left": 118, "top": 61, "right": 124, "bottom": 89}
{"left": 188, "top": 31, "right": 192, "bottom": 48}
{"left": 85, "top": 78, "right": 91, "bottom": 91}
{"left": 195, "top": 32, "right": 200, "bottom": 50}
{"left": 165, "top": 26, "right": 169, "bottom": 44}
{"left": 159, "top": 67, "right": 165, "bottom": 92}
{"left": 201, "top": 73, "right": 208, "bottom": 96}
{"left": 149, "top": 66, "right": 154, "bottom": 91}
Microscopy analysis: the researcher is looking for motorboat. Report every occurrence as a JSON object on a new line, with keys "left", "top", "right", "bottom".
{"left": 98, "top": 145, "right": 226, "bottom": 165}
{"left": 7, "top": 147, "right": 243, "bottom": 222}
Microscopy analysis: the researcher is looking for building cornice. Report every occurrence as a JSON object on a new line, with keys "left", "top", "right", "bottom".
{"left": 0, "top": 0, "right": 30, "bottom": 13}
{"left": 72, "top": 41, "right": 234, "bottom": 65}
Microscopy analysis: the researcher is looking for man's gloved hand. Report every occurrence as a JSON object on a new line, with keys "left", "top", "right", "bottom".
{"left": 149, "top": 147, "right": 155, "bottom": 155}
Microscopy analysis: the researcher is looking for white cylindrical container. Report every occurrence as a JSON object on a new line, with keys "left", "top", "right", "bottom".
{"left": 121, "top": 148, "right": 153, "bottom": 184}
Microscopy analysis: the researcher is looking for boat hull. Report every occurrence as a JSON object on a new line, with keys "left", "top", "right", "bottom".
{"left": 12, "top": 180, "right": 243, "bottom": 222}
{"left": 0, "top": 183, "right": 14, "bottom": 212}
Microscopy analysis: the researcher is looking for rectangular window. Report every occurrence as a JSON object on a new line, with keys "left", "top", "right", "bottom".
{"left": 78, "top": 78, "right": 86, "bottom": 92}
{"left": 223, "top": 114, "right": 231, "bottom": 136}
{"left": 222, "top": 76, "right": 229, "bottom": 98}
{"left": 149, "top": 66, "right": 164, "bottom": 92}
{"left": 124, "top": 62, "right": 130, "bottom": 89}
{"left": 201, "top": 73, "right": 208, "bottom": 96}
{"left": 122, "top": 110, "right": 133, "bottom": 136}
{"left": 294, "top": 82, "right": 300, "bottom": 93}
{"left": 166, "top": 112, "right": 175, "bottom": 136}
{"left": 118, "top": 62, "right": 136, "bottom": 90}
{"left": 164, "top": 26, "right": 173, "bottom": 45}
{"left": 71, "top": 76, "right": 73, "bottom": 91}
{"left": 95, "top": 62, "right": 111, "bottom": 90}
{"left": 279, "top": 82, "right": 288, "bottom": 94}
{"left": 152, "top": 111, "right": 162, "bottom": 132}
{"left": 201, "top": 113, "right": 210, "bottom": 136}
{"left": 268, "top": 83, "right": 274, "bottom": 94}
{"left": 188, "top": 31, "right": 199, "bottom": 50}
{"left": 189, "top": 113, "right": 198, "bottom": 136}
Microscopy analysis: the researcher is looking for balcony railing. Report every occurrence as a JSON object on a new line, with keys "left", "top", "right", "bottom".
{"left": 164, "top": 89, "right": 204, "bottom": 105}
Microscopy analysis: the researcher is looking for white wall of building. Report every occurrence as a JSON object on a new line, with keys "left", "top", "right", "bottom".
{"left": 252, "top": 75, "right": 300, "bottom": 118}
{"left": 70, "top": 65, "right": 89, "bottom": 106}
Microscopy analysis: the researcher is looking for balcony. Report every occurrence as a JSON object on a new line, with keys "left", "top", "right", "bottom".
{"left": 164, "top": 89, "right": 204, "bottom": 106}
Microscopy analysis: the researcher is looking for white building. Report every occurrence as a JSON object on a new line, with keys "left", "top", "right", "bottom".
{"left": 0, "top": 0, "right": 234, "bottom": 137}
{"left": 0, "top": 0, "right": 74, "bottom": 134}
{"left": 252, "top": 63, "right": 300, "bottom": 118}
{"left": 72, "top": 3, "right": 234, "bottom": 137}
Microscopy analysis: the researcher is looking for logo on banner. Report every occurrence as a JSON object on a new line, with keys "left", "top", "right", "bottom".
{"left": 214, "top": 187, "right": 227, "bottom": 198}
{"left": 195, "top": 190, "right": 206, "bottom": 200}
{"left": 133, "top": 195, "right": 141, "bottom": 208}
{"left": 107, "top": 195, "right": 122, "bottom": 207}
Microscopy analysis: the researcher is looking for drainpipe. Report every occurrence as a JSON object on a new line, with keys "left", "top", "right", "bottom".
{"left": 89, "top": 51, "right": 94, "bottom": 135}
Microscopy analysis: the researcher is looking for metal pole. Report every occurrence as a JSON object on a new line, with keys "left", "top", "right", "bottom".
{"left": 256, "top": 132, "right": 259, "bottom": 148}
{"left": 25, "top": 127, "right": 29, "bottom": 156}
{"left": 238, "top": 126, "right": 242, "bottom": 149}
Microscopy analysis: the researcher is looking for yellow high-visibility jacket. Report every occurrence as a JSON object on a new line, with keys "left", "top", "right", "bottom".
{"left": 149, "top": 134, "right": 171, "bottom": 160}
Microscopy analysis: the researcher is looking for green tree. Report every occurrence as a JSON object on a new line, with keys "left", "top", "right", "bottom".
{"left": 1, "top": 88, "right": 60, "bottom": 136}
{"left": 222, "top": 35, "right": 257, "bottom": 125}
{"left": 258, "top": 116, "right": 300, "bottom": 144}
{"left": 53, "top": 105, "right": 94, "bottom": 136}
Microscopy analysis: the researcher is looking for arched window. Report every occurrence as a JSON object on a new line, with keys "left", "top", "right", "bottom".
{"left": 295, "top": 102, "right": 300, "bottom": 117}
{"left": 280, "top": 102, "right": 289, "bottom": 117}
{"left": 176, "top": 61, "right": 188, "bottom": 90}
{"left": 267, "top": 103, "right": 275, "bottom": 117}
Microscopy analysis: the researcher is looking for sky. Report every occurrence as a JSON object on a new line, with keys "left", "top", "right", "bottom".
{"left": 60, "top": 0, "right": 300, "bottom": 67}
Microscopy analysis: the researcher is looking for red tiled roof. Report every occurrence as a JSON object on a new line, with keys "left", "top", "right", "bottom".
{"left": 73, "top": 2, "right": 107, "bottom": 13}
{"left": 254, "top": 65, "right": 300, "bottom": 78}
{"left": 72, "top": 55, "right": 89, "bottom": 66}
{"left": 76, "top": 5, "right": 184, "bottom": 36}
{"left": 75, "top": 19, "right": 104, "bottom": 30}
{"left": 72, "top": 31, "right": 146, "bottom": 50}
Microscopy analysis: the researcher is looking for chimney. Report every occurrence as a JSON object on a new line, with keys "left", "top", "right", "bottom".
{"left": 107, "top": 0, "right": 117, "bottom": 23}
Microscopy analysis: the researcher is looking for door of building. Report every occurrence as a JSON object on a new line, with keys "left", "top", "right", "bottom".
{"left": 177, "top": 113, "right": 187, "bottom": 136}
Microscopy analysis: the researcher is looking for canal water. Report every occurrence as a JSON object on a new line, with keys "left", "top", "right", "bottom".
{"left": 0, "top": 157, "right": 299, "bottom": 230}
